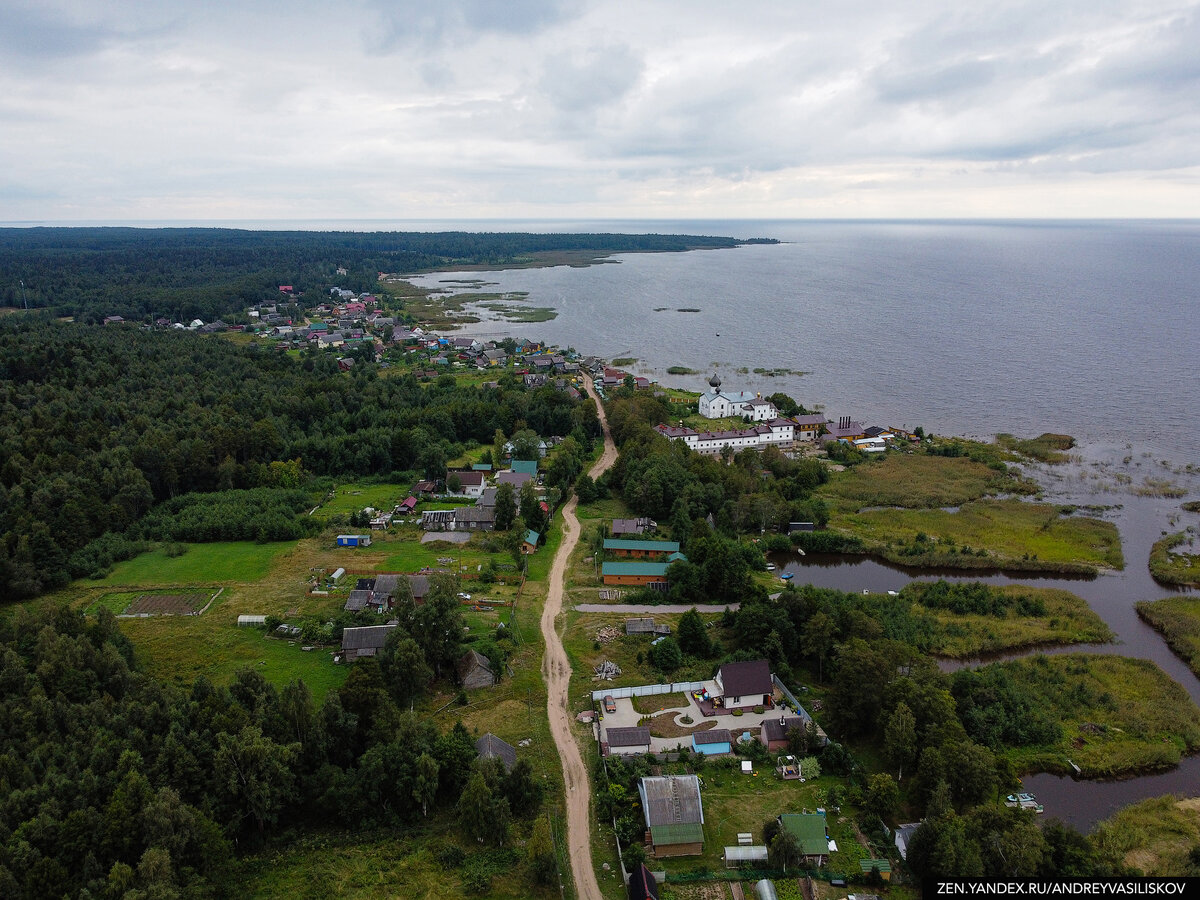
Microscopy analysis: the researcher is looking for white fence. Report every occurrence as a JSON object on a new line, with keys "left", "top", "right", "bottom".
{"left": 590, "top": 680, "right": 707, "bottom": 702}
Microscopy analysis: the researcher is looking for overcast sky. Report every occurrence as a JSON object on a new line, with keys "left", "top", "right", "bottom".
{"left": 2, "top": 0, "right": 1199, "bottom": 220}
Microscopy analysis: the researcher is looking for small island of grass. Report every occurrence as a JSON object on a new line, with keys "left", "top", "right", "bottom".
{"left": 666, "top": 366, "right": 699, "bottom": 375}
{"left": 995, "top": 432, "right": 1076, "bottom": 463}
{"left": 1148, "top": 530, "right": 1200, "bottom": 587}
{"left": 1137, "top": 595, "right": 1200, "bottom": 677}
{"left": 1091, "top": 795, "right": 1200, "bottom": 875}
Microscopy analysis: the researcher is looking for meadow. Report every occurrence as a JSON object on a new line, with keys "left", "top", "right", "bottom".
{"left": 1136, "top": 595, "right": 1200, "bottom": 678}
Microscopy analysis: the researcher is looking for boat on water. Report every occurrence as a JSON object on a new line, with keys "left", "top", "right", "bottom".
{"left": 780, "top": 573, "right": 794, "bottom": 580}
{"left": 1005, "top": 792, "right": 1044, "bottom": 814}
{"left": 766, "top": 564, "right": 776, "bottom": 571}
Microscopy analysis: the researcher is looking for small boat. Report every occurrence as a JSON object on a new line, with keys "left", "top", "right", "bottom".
{"left": 766, "top": 564, "right": 776, "bottom": 571}
{"left": 1004, "top": 792, "right": 1044, "bottom": 814}
{"left": 780, "top": 573, "right": 794, "bottom": 580}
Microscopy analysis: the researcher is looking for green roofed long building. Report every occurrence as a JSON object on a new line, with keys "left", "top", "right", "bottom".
{"left": 603, "top": 538, "right": 681, "bottom": 558}
{"left": 779, "top": 813, "right": 829, "bottom": 864}
{"left": 639, "top": 775, "right": 704, "bottom": 857}
{"left": 601, "top": 561, "right": 673, "bottom": 587}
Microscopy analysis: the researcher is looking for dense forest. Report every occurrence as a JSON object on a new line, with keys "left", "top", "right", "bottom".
{"left": 0, "top": 228, "right": 767, "bottom": 322}
{"left": 0, "top": 585, "right": 545, "bottom": 899}
{"left": 0, "top": 317, "right": 598, "bottom": 598}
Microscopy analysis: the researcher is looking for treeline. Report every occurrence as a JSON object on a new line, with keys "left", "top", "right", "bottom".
{"left": 0, "top": 600, "right": 545, "bottom": 899}
{"left": 0, "top": 319, "right": 596, "bottom": 598}
{"left": 0, "top": 228, "right": 764, "bottom": 322}
{"left": 604, "top": 391, "right": 829, "bottom": 534}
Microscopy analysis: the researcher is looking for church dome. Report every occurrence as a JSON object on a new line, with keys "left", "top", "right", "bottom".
{"left": 708, "top": 372, "right": 722, "bottom": 389}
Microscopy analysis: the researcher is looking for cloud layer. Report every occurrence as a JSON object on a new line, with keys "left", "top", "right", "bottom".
{"left": 2, "top": 0, "right": 1198, "bottom": 219}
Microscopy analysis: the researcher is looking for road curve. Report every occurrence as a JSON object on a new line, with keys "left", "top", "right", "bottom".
{"left": 541, "top": 375, "right": 618, "bottom": 900}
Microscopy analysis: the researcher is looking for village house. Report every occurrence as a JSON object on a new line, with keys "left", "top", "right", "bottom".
{"left": 612, "top": 517, "right": 656, "bottom": 536}
{"left": 603, "top": 725, "right": 652, "bottom": 757}
{"left": 340, "top": 624, "right": 396, "bottom": 661}
{"left": 601, "top": 561, "right": 671, "bottom": 588}
{"left": 639, "top": 775, "right": 705, "bottom": 857}
{"left": 603, "top": 538, "right": 680, "bottom": 559}
{"left": 475, "top": 733, "right": 517, "bottom": 772}
{"left": 521, "top": 530, "right": 540, "bottom": 554}
{"left": 778, "top": 813, "right": 830, "bottom": 866}
{"left": 654, "top": 418, "right": 796, "bottom": 455}
{"left": 457, "top": 648, "right": 496, "bottom": 689}
{"left": 714, "top": 659, "right": 774, "bottom": 711}
{"left": 691, "top": 728, "right": 733, "bottom": 756}
{"left": 760, "top": 715, "right": 810, "bottom": 751}
{"left": 792, "top": 414, "right": 829, "bottom": 441}
{"left": 449, "top": 470, "right": 486, "bottom": 499}
{"left": 625, "top": 618, "right": 671, "bottom": 636}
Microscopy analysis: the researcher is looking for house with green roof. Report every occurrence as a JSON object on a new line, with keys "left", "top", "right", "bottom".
{"left": 601, "top": 561, "right": 671, "bottom": 587}
{"left": 779, "top": 813, "right": 829, "bottom": 865}
{"left": 510, "top": 459, "right": 538, "bottom": 477}
{"left": 521, "top": 530, "right": 540, "bottom": 554}
{"left": 603, "top": 538, "right": 681, "bottom": 559}
{"left": 639, "top": 775, "right": 704, "bottom": 858}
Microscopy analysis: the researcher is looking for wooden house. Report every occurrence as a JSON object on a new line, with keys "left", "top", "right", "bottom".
{"left": 639, "top": 775, "right": 705, "bottom": 857}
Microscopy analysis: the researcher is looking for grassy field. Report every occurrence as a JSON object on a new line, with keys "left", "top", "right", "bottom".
{"left": 1148, "top": 530, "right": 1200, "bottom": 587}
{"left": 312, "top": 482, "right": 410, "bottom": 521}
{"left": 995, "top": 433, "right": 1076, "bottom": 463}
{"left": 830, "top": 499, "right": 1124, "bottom": 573}
{"left": 923, "top": 586, "right": 1113, "bottom": 658}
{"left": 94, "top": 541, "right": 298, "bottom": 586}
{"left": 1090, "top": 795, "right": 1200, "bottom": 875}
{"left": 819, "top": 453, "right": 1020, "bottom": 509}
{"left": 981, "top": 654, "right": 1200, "bottom": 777}
{"left": 1136, "top": 596, "right": 1200, "bottom": 678}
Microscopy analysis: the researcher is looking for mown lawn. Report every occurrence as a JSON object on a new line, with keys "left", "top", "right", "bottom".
{"left": 94, "top": 541, "right": 298, "bottom": 586}
{"left": 982, "top": 654, "right": 1200, "bottom": 777}
{"left": 311, "top": 482, "right": 410, "bottom": 522}
{"left": 1136, "top": 595, "right": 1200, "bottom": 677}
{"left": 832, "top": 499, "right": 1124, "bottom": 573}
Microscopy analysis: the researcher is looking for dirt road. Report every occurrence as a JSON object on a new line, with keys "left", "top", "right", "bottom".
{"left": 541, "top": 375, "right": 618, "bottom": 900}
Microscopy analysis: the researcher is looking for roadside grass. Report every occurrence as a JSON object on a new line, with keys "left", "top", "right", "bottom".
{"left": 94, "top": 541, "right": 298, "bottom": 586}
{"left": 820, "top": 453, "right": 1016, "bottom": 509}
{"left": 923, "top": 586, "right": 1113, "bottom": 658}
{"left": 984, "top": 654, "right": 1200, "bottom": 777}
{"left": 311, "top": 482, "right": 409, "bottom": 521}
{"left": 1148, "top": 530, "right": 1200, "bottom": 587}
{"left": 1091, "top": 795, "right": 1200, "bottom": 875}
{"left": 831, "top": 499, "right": 1124, "bottom": 573}
{"left": 1136, "top": 596, "right": 1200, "bottom": 678}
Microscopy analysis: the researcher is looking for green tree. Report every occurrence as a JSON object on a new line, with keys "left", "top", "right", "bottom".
{"left": 457, "top": 770, "right": 510, "bottom": 846}
{"left": 214, "top": 725, "right": 297, "bottom": 837}
{"left": 413, "top": 752, "right": 440, "bottom": 818}
{"left": 677, "top": 607, "right": 711, "bottom": 657}
{"left": 864, "top": 772, "right": 900, "bottom": 822}
{"left": 494, "top": 482, "right": 517, "bottom": 531}
{"left": 648, "top": 636, "right": 683, "bottom": 672}
{"left": 883, "top": 701, "right": 917, "bottom": 783}
{"left": 380, "top": 632, "right": 433, "bottom": 703}
{"left": 447, "top": 472, "right": 462, "bottom": 494}
{"left": 525, "top": 816, "right": 558, "bottom": 886}
{"left": 770, "top": 828, "right": 802, "bottom": 874}
{"left": 801, "top": 610, "right": 835, "bottom": 681}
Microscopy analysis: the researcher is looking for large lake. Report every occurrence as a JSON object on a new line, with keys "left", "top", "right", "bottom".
{"left": 408, "top": 219, "right": 1200, "bottom": 468}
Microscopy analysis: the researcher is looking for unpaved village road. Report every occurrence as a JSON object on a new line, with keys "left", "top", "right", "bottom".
{"left": 541, "top": 375, "right": 617, "bottom": 900}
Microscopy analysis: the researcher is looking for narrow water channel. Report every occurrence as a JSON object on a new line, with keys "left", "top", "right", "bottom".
{"left": 769, "top": 492, "right": 1200, "bottom": 831}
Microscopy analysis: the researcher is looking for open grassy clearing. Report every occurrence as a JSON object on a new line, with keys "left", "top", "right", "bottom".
{"left": 922, "top": 586, "right": 1113, "bottom": 658}
{"left": 1149, "top": 530, "right": 1200, "bottom": 587}
{"left": 820, "top": 453, "right": 1025, "bottom": 509}
{"left": 831, "top": 499, "right": 1124, "bottom": 574}
{"left": 1136, "top": 596, "right": 1200, "bottom": 678}
{"left": 985, "top": 654, "right": 1200, "bottom": 777}
{"left": 312, "top": 482, "right": 410, "bottom": 521}
{"left": 94, "top": 540, "right": 297, "bottom": 586}
{"left": 1091, "top": 795, "right": 1200, "bottom": 875}
{"left": 239, "top": 822, "right": 561, "bottom": 900}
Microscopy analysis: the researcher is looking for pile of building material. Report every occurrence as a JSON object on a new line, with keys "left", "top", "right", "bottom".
{"left": 595, "top": 624, "right": 622, "bottom": 644}
{"left": 594, "top": 660, "right": 622, "bottom": 680}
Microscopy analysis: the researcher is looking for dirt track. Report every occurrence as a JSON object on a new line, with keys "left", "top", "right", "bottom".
{"left": 541, "top": 375, "right": 617, "bottom": 900}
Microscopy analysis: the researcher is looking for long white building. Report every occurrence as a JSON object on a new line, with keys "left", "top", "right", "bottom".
{"left": 655, "top": 419, "right": 796, "bottom": 455}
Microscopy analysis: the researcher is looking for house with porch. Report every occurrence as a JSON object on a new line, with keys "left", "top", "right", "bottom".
{"left": 714, "top": 659, "right": 774, "bottom": 711}
{"left": 601, "top": 561, "right": 671, "bottom": 588}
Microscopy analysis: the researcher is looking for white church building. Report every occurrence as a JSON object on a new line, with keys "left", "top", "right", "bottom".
{"left": 698, "top": 374, "right": 778, "bottom": 421}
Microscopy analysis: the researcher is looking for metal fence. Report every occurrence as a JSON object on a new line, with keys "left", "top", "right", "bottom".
{"left": 590, "top": 680, "right": 707, "bottom": 702}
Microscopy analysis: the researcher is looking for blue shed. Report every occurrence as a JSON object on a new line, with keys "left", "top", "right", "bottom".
{"left": 692, "top": 728, "right": 733, "bottom": 755}
{"left": 336, "top": 534, "right": 372, "bottom": 548}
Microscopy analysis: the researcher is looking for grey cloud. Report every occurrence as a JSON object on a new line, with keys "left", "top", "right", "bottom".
{"left": 538, "top": 44, "right": 643, "bottom": 114}
{"left": 364, "top": 0, "right": 584, "bottom": 53}
{"left": 0, "top": 5, "right": 114, "bottom": 59}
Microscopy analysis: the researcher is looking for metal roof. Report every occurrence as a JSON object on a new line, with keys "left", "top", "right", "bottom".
{"left": 605, "top": 726, "right": 651, "bottom": 747}
{"left": 603, "top": 539, "right": 681, "bottom": 553}
{"left": 640, "top": 775, "right": 704, "bottom": 828}
{"left": 779, "top": 813, "right": 828, "bottom": 857}
{"left": 601, "top": 561, "right": 671, "bottom": 577}
{"left": 341, "top": 625, "right": 395, "bottom": 651}
{"left": 650, "top": 823, "right": 704, "bottom": 846}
